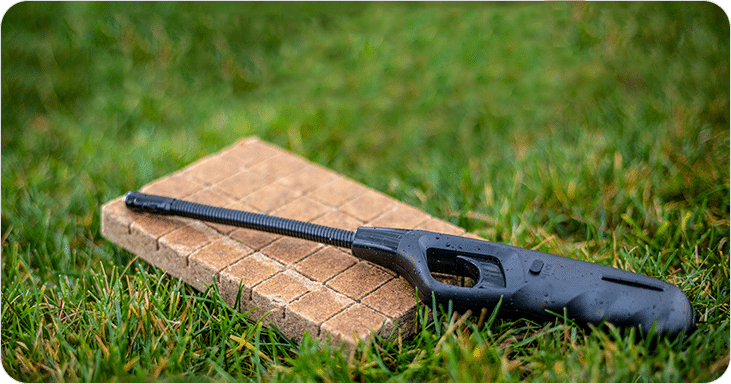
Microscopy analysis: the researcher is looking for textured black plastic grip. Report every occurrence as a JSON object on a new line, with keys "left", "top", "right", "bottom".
{"left": 352, "top": 228, "right": 695, "bottom": 337}
{"left": 124, "top": 191, "right": 355, "bottom": 248}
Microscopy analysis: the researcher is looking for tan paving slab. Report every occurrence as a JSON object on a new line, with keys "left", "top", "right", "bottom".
{"left": 339, "top": 190, "right": 399, "bottom": 222}
{"left": 188, "top": 237, "right": 253, "bottom": 291}
{"left": 284, "top": 286, "right": 354, "bottom": 343}
{"left": 158, "top": 221, "right": 221, "bottom": 279}
{"left": 361, "top": 277, "right": 418, "bottom": 335}
{"left": 261, "top": 237, "right": 323, "bottom": 265}
{"left": 250, "top": 269, "right": 317, "bottom": 330}
{"left": 416, "top": 217, "right": 467, "bottom": 235}
{"left": 248, "top": 152, "right": 310, "bottom": 181}
{"left": 270, "top": 196, "right": 330, "bottom": 222}
{"left": 229, "top": 228, "right": 280, "bottom": 252}
{"left": 312, "top": 210, "right": 363, "bottom": 232}
{"left": 129, "top": 213, "right": 186, "bottom": 255}
{"left": 140, "top": 173, "right": 203, "bottom": 199}
{"left": 321, "top": 303, "right": 391, "bottom": 344}
{"left": 217, "top": 138, "right": 281, "bottom": 168}
{"left": 219, "top": 252, "right": 284, "bottom": 309}
{"left": 242, "top": 183, "right": 301, "bottom": 214}
{"left": 295, "top": 247, "right": 358, "bottom": 283}
{"left": 185, "top": 155, "right": 242, "bottom": 185}
{"left": 309, "top": 177, "right": 369, "bottom": 208}
{"left": 100, "top": 197, "right": 144, "bottom": 254}
{"left": 100, "top": 136, "right": 471, "bottom": 346}
{"left": 368, "top": 203, "right": 431, "bottom": 228}
{"left": 212, "top": 169, "right": 269, "bottom": 201}
{"left": 326, "top": 261, "right": 396, "bottom": 301}
{"left": 277, "top": 164, "right": 337, "bottom": 194}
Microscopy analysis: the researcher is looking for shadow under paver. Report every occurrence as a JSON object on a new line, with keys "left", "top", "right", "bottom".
{"left": 101, "top": 136, "right": 467, "bottom": 346}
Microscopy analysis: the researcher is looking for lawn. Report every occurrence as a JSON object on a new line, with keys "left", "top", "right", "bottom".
{"left": 1, "top": 2, "right": 729, "bottom": 382}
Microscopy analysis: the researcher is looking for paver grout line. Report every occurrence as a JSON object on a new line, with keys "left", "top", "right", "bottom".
{"left": 180, "top": 141, "right": 276, "bottom": 201}
{"left": 363, "top": 204, "right": 400, "bottom": 226}
{"left": 156, "top": 218, "right": 195, "bottom": 251}
{"left": 146, "top": 170, "right": 370, "bottom": 243}
{"left": 211, "top": 254, "right": 251, "bottom": 285}
{"left": 125, "top": 209, "right": 188, "bottom": 252}
{"left": 307, "top": 207, "right": 333, "bottom": 224}
{"left": 331, "top": 188, "right": 370, "bottom": 210}
{"left": 316, "top": 301, "right": 356, "bottom": 338}
{"left": 412, "top": 216, "right": 431, "bottom": 229}
{"left": 179, "top": 225, "right": 219, "bottom": 268}
{"left": 271, "top": 165, "right": 309, "bottom": 184}
{"left": 243, "top": 144, "right": 295, "bottom": 170}
{"left": 250, "top": 184, "right": 301, "bottom": 214}
{"left": 360, "top": 286, "right": 419, "bottom": 320}
{"left": 328, "top": 203, "right": 367, "bottom": 225}
{"left": 351, "top": 272, "right": 396, "bottom": 302}
{"left": 248, "top": 235, "right": 281, "bottom": 252}
{"left": 252, "top": 152, "right": 310, "bottom": 182}
{"left": 325, "top": 262, "right": 395, "bottom": 302}
{"left": 226, "top": 268, "right": 264, "bottom": 306}
{"left": 361, "top": 302, "right": 393, "bottom": 320}
{"left": 314, "top": 250, "right": 381, "bottom": 287}
{"left": 280, "top": 287, "right": 318, "bottom": 323}
{"left": 285, "top": 244, "right": 330, "bottom": 271}
{"left": 318, "top": 263, "right": 347, "bottom": 286}
{"left": 248, "top": 262, "right": 285, "bottom": 293}
{"left": 364, "top": 275, "right": 396, "bottom": 300}
{"left": 242, "top": 280, "right": 252, "bottom": 303}
{"left": 168, "top": 168, "right": 208, "bottom": 191}
{"left": 367, "top": 260, "right": 398, "bottom": 277}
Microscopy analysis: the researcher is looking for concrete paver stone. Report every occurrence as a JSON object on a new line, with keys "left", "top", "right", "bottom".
{"left": 100, "top": 136, "right": 471, "bottom": 346}
{"left": 219, "top": 252, "right": 284, "bottom": 309}
{"left": 295, "top": 247, "right": 358, "bottom": 283}
{"left": 321, "top": 304, "right": 391, "bottom": 344}
{"left": 326, "top": 261, "right": 396, "bottom": 301}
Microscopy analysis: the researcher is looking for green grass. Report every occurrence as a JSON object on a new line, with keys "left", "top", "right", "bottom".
{"left": 2, "top": 2, "right": 729, "bottom": 382}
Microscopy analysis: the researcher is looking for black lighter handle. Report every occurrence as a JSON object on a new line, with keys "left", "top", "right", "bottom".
{"left": 352, "top": 228, "right": 695, "bottom": 337}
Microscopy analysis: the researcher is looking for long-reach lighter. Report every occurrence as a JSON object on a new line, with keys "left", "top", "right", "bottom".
{"left": 125, "top": 190, "right": 694, "bottom": 337}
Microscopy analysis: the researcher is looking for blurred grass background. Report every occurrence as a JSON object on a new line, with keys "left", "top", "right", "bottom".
{"left": 2, "top": 2, "right": 729, "bottom": 382}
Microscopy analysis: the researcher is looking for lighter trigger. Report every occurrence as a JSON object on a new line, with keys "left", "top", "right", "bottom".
{"left": 455, "top": 255, "right": 506, "bottom": 288}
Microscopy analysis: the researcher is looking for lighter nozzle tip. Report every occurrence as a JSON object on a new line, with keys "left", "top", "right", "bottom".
{"left": 124, "top": 191, "right": 173, "bottom": 214}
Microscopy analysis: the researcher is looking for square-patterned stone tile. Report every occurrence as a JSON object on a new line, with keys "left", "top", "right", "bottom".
{"left": 100, "top": 136, "right": 471, "bottom": 347}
